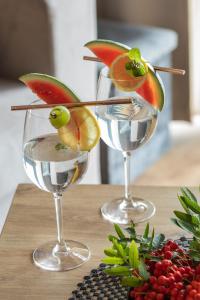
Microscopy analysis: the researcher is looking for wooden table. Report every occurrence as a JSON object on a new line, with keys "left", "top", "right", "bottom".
{"left": 0, "top": 184, "right": 195, "bottom": 300}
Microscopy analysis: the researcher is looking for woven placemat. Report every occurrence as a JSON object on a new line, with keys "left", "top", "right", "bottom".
{"left": 68, "top": 237, "right": 190, "bottom": 300}
{"left": 68, "top": 263, "right": 129, "bottom": 300}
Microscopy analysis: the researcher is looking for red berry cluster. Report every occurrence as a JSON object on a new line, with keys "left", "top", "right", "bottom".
{"left": 129, "top": 240, "right": 200, "bottom": 300}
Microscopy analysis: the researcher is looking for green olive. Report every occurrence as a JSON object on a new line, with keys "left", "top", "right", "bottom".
{"left": 49, "top": 106, "right": 70, "bottom": 129}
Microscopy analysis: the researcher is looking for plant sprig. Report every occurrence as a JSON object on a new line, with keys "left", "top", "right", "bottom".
{"left": 102, "top": 187, "right": 200, "bottom": 289}
{"left": 171, "top": 187, "right": 200, "bottom": 261}
{"left": 102, "top": 222, "right": 165, "bottom": 286}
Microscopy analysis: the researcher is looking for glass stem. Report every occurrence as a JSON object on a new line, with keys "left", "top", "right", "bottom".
{"left": 123, "top": 151, "right": 131, "bottom": 201}
{"left": 53, "top": 192, "right": 64, "bottom": 245}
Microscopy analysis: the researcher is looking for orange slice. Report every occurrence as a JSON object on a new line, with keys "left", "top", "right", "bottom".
{"left": 110, "top": 53, "right": 147, "bottom": 92}
{"left": 58, "top": 107, "right": 100, "bottom": 151}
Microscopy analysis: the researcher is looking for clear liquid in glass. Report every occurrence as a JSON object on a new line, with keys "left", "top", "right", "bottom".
{"left": 96, "top": 97, "right": 157, "bottom": 152}
{"left": 23, "top": 134, "right": 88, "bottom": 193}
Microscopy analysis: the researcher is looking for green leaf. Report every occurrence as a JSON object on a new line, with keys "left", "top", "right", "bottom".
{"left": 138, "top": 260, "right": 150, "bottom": 280}
{"left": 114, "top": 224, "right": 126, "bottom": 240}
{"left": 104, "top": 266, "right": 132, "bottom": 276}
{"left": 129, "top": 240, "right": 139, "bottom": 269}
{"left": 178, "top": 195, "right": 192, "bottom": 214}
{"left": 174, "top": 211, "right": 199, "bottom": 225}
{"left": 190, "top": 238, "right": 200, "bottom": 251}
{"left": 181, "top": 197, "right": 200, "bottom": 214}
{"left": 149, "top": 228, "right": 155, "bottom": 250}
{"left": 101, "top": 257, "right": 124, "bottom": 265}
{"left": 193, "top": 228, "right": 200, "bottom": 239}
{"left": 181, "top": 187, "right": 191, "bottom": 200}
{"left": 113, "top": 239, "right": 127, "bottom": 263}
{"left": 143, "top": 223, "right": 149, "bottom": 239}
{"left": 121, "top": 241, "right": 128, "bottom": 249}
{"left": 104, "top": 248, "right": 119, "bottom": 257}
{"left": 152, "top": 233, "right": 165, "bottom": 248}
{"left": 108, "top": 235, "right": 117, "bottom": 242}
{"left": 182, "top": 187, "right": 198, "bottom": 203}
{"left": 171, "top": 217, "right": 181, "bottom": 227}
{"left": 173, "top": 217, "right": 194, "bottom": 232}
{"left": 189, "top": 239, "right": 200, "bottom": 261}
{"left": 171, "top": 217, "right": 200, "bottom": 238}
{"left": 126, "top": 48, "right": 147, "bottom": 77}
{"left": 125, "top": 247, "right": 129, "bottom": 256}
{"left": 125, "top": 222, "right": 137, "bottom": 239}
{"left": 189, "top": 251, "right": 200, "bottom": 262}
{"left": 128, "top": 48, "right": 141, "bottom": 62}
{"left": 121, "top": 276, "right": 143, "bottom": 287}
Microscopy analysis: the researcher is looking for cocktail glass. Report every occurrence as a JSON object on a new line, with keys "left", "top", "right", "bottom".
{"left": 23, "top": 100, "right": 90, "bottom": 271}
{"left": 96, "top": 67, "right": 158, "bottom": 224}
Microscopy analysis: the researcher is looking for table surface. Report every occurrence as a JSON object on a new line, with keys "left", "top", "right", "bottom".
{"left": 0, "top": 184, "right": 194, "bottom": 300}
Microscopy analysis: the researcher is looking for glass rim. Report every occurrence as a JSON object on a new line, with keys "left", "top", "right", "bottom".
{"left": 26, "top": 99, "right": 52, "bottom": 119}
{"left": 25, "top": 100, "right": 90, "bottom": 154}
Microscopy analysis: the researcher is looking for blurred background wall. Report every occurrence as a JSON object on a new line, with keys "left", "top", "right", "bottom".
{"left": 0, "top": 0, "right": 99, "bottom": 232}
{"left": 97, "top": 0, "right": 190, "bottom": 121}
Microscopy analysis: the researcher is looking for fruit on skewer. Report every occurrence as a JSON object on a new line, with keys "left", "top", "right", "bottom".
{"left": 20, "top": 73, "right": 100, "bottom": 151}
{"left": 49, "top": 106, "right": 71, "bottom": 129}
{"left": 85, "top": 39, "right": 164, "bottom": 111}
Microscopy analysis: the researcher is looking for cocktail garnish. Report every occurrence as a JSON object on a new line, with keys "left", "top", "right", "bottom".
{"left": 126, "top": 48, "right": 147, "bottom": 77}
{"left": 49, "top": 106, "right": 71, "bottom": 129}
{"left": 172, "top": 187, "right": 200, "bottom": 262}
{"left": 20, "top": 73, "right": 100, "bottom": 151}
{"left": 55, "top": 143, "right": 68, "bottom": 151}
{"left": 85, "top": 39, "right": 165, "bottom": 111}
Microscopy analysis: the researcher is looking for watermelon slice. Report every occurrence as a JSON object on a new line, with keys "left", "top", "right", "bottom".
{"left": 85, "top": 39, "right": 165, "bottom": 111}
{"left": 136, "top": 65, "right": 164, "bottom": 111}
{"left": 19, "top": 73, "right": 80, "bottom": 104}
{"left": 19, "top": 73, "right": 100, "bottom": 151}
{"left": 85, "top": 39, "right": 129, "bottom": 66}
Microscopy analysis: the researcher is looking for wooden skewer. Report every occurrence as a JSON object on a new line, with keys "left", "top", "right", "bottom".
{"left": 11, "top": 97, "right": 133, "bottom": 111}
{"left": 83, "top": 55, "right": 186, "bottom": 76}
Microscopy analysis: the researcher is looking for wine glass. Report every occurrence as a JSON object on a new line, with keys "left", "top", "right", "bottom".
{"left": 23, "top": 100, "right": 90, "bottom": 271}
{"left": 96, "top": 67, "right": 158, "bottom": 224}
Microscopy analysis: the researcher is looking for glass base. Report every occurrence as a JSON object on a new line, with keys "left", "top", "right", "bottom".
{"left": 33, "top": 240, "right": 90, "bottom": 271}
{"left": 101, "top": 197, "right": 156, "bottom": 224}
